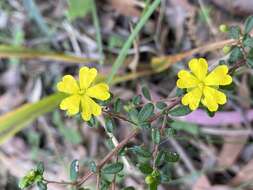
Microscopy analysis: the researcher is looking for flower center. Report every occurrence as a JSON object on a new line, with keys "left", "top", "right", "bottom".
{"left": 197, "top": 81, "right": 205, "bottom": 90}
{"left": 78, "top": 88, "right": 86, "bottom": 95}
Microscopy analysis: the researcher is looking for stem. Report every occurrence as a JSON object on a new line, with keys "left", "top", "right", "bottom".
{"left": 96, "top": 174, "right": 100, "bottom": 190}
{"left": 77, "top": 129, "right": 139, "bottom": 186}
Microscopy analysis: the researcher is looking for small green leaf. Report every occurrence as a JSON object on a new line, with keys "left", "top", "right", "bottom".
{"left": 151, "top": 128, "right": 161, "bottom": 144}
{"left": 165, "top": 152, "right": 180, "bottom": 162}
{"left": 128, "top": 108, "right": 139, "bottom": 124}
{"left": 244, "top": 15, "right": 253, "bottom": 34}
{"left": 139, "top": 121, "right": 152, "bottom": 129}
{"left": 132, "top": 95, "right": 142, "bottom": 105}
{"left": 165, "top": 128, "right": 177, "bottom": 137}
{"left": 36, "top": 162, "right": 44, "bottom": 175}
{"left": 87, "top": 115, "right": 97, "bottom": 128}
{"left": 88, "top": 161, "right": 97, "bottom": 173}
{"left": 19, "top": 170, "right": 37, "bottom": 189}
{"left": 70, "top": 159, "right": 79, "bottom": 181}
{"left": 37, "top": 181, "right": 47, "bottom": 190}
{"left": 176, "top": 88, "right": 185, "bottom": 96}
{"left": 243, "top": 35, "right": 253, "bottom": 48}
{"left": 156, "top": 102, "right": 167, "bottom": 110}
{"left": 142, "top": 86, "right": 152, "bottom": 101}
{"left": 102, "top": 162, "right": 124, "bottom": 174}
{"left": 113, "top": 98, "right": 123, "bottom": 113}
{"left": 229, "top": 46, "right": 243, "bottom": 63}
{"left": 138, "top": 162, "right": 153, "bottom": 174}
{"left": 228, "top": 26, "right": 241, "bottom": 39}
{"left": 247, "top": 58, "right": 253, "bottom": 68}
{"left": 138, "top": 103, "right": 154, "bottom": 122}
{"left": 129, "top": 146, "right": 152, "bottom": 158}
{"left": 154, "top": 150, "right": 165, "bottom": 167}
{"left": 105, "top": 117, "right": 115, "bottom": 133}
{"left": 168, "top": 105, "right": 192, "bottom": 116}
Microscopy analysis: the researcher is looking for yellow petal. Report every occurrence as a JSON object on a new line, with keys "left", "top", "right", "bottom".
{"left": 177, "top": 70, "right": 199, "bottom": 89}
{"left": 205, "top": 65, "right": 232, "bottom": 86}
{"left": 81, "top": 95, "right": 102, "bottom": 121}
{"left": 60, "top": 95, "right": 81, "bottom": 115}
{"left": 181, "top": 87, "right": 202, "bottom": 110}
{"left": 79, "top": 67, "right": 97, "bottom": 89}
{"left": 57, "top": 75, "right": 79, "bottom": 94}
{"left": 202, "top": 86, "right": 227, "bottom": 112}
{"left": 188, "top": 58, "right": 208, "bottom": 80}
{"left": 86, "top": 83, "right": 110, "bottom": 101}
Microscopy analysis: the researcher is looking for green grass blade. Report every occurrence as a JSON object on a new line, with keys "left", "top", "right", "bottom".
{"left": 91, "top": 0, "right": 104, "bottom": 65}
{"left": 0, "top": 93, "right": 65, "bottom": 144}
{"left": 106, "top": 0, "right": 161, "bottom": 84}
{"left": 0, "top": 45, "right": 97, "bottom": 64}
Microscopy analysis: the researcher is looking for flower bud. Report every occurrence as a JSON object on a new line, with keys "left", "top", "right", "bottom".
{"left": 219, "top": 24, "right": 229, "bottom": 33}
{"left": 145, "top": 175, "right": 154, "bottom": 184}
{"left": 222, "top": 45, "right": 231, "bottom": 54}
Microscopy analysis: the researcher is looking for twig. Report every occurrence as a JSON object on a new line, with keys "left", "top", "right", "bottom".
{"left": 77, "top": 129, "right": 139, "bottom": 186}
{"left": 96, "top": 174, "right": 100, "bottom": 190}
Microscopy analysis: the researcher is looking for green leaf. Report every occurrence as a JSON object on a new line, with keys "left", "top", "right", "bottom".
{"left": 132, "top": 95, "right": 142, "bottom": 105}
{"left": 138, "top": 162, "right": 153, "bottom": 175}
{"left": 139, "top": 121, "right": 152, "bottom": 129}
{"left": 229, "top": 46, "right": 243, "bottom": 63}
{"left": 246, "top": 58, "right": 253, "bottom": 68}
{"left": 88, "top": 161, "right": 97, "bottom": 173}
{"left": 165, "top": 128, "right": 177, "bottom": 137}
{"left": 66, "top": 0, "right": 92, "bottom": 21}
{"left": 102, "top": 162, "right": 124, "bottom": 174}
{"left": 168, "top": 105, "right": 192, "bottom": 116}
{"left": 155, "top": 101, "right": 167, "bottom": 110}
{"left": 128, "top": 108, "right": 139, "bottom": 124}
{"left": 142, "top": 86, "right": 152, "bottom": 101}
{"left": 176, "top": 88, "right": 185, "bottom": 96}
{"left": 36, "top": 162, "right": 44, "bottom": 175}
{"left": 105, "top": 117, "right": 115, "bottom": 133}
{"left": 37, "top": 182, "right": 47, "bottom": 190}
{"left": 151, "top": 128, "right": 161, "bottom": 144}
{"left": 165, "top": 152, "right": 180, "bottom": 162}
{"left": 87, "top": 115, "right": 98, "bottom": 127}
{"left": 228, "top": 26, "right": 241, "bottom": 39}
{"left": 19, "top": 170, "right": 37, "bottom": 189}
{"left": 154, "top": 150, "right": 166, "bottom": 167}
{"left": 113, "top": 98, "right": 123, "bottom": 113}
{"left": 129, "top": 146, "right": 152, "bottom": 158}
{"left": 171, "top": 121, "right": 199, "bottom": 136}
{"left": 244, "top": 15, "right": 253, "bottom": 34}
{"left": 70, "top": 159, "right": 79, "bottom": 181}
{"left": 243, "top": 35, "right": 253, "bottom": 48}
{"left": 138, "top": 103, "right": 154, "bottom": 122}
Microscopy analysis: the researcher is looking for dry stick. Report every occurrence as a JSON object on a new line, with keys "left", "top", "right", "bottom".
{"left": 152, "top": 39, "right": 237, "bottom": 62}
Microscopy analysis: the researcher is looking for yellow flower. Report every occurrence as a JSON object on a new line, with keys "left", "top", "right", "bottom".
{"left": 57, "top": 67, "right": 110, "bottom": 121}
{"left": 176, "top": 58, "right": 232, "bottom": 112}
